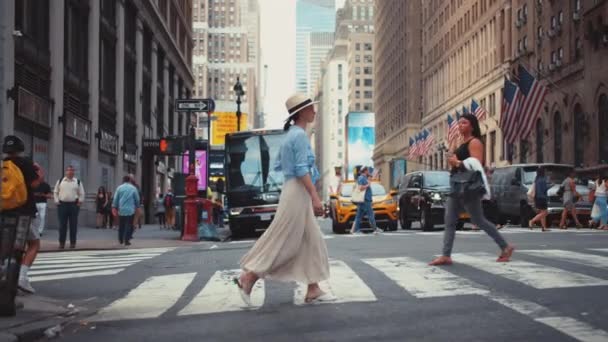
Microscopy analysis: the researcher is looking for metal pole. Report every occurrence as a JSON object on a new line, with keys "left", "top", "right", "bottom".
{"left": 236, "top": 96, "right": 241, "bottom": 132}
{"left": 189, "top": 113, "right": 195, "bottom": 176}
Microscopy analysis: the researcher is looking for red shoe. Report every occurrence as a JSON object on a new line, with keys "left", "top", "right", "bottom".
{"left": 429, "top": 256, "right": 453, "bottom": 266}
{"left": 497, "top": 245, "right": 515, "bottom": 262}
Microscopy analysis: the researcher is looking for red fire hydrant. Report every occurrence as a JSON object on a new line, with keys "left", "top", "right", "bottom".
{"left": 182, "top": 173, "right": 199, "bottom": 241}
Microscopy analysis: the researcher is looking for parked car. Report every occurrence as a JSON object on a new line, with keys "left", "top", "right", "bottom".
{"left": 397, "top": 171, "right": 469, "bottom": 231}
{"left": 329, "top": 181, "right": 399, "bottom": 234}
{"left": 490, "top": 163, "right": 591, "bottom": 227}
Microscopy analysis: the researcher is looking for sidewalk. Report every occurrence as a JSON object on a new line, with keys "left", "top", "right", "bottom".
{"left": 0, "top": 295, "right": 85, "bottom": 342}
{"left": 39, "top": 224, "right": 204, "bottom": 252}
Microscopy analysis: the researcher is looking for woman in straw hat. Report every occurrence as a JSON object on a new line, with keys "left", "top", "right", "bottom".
{"left": 234, "top": 94, "right": 334, "bottom": 305}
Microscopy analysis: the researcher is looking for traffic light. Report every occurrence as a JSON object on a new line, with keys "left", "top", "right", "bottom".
{"left": 158, "top": 136, "right": 187, "bottom": 155}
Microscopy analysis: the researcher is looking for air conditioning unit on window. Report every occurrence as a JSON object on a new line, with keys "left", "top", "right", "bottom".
{"left": 573, "top": 12, "right": 581, "bottom": 21}
{"left": 556, "top": 59, "right": 562, "bottom": 67}
{"left": 549, "top": 63, "right": 556, "bottom": 71}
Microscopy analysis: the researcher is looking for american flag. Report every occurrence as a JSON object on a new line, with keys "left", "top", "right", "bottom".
{"left": 408, "top": 137, "right": 416, "bottom": 160}
{"left": 422, "top": 129, "right": 435, "bottom": 156}
{"left": 500, "top": 77, "right": 522, "bottom": 144}
{"left": 455, "top": 109, "right": 461, "bottom": 120}
{"left": 471, "top": 99, "right": 488, "bottom": 121}
{"left": 447, "top": 114, "right": 460, "bottom": 145}
{"left": 517, "top": 65, "right": 548, "bottom": 140}
{"left": 462, "top": 105, "right": 470, "bottom": 115}
{"left": 413, "top": 133, "right": 423, "bottom": 157}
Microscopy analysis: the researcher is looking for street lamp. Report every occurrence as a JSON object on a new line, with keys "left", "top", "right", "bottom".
{"left": 233, "top": 77, "right": 245, "bottom": 131}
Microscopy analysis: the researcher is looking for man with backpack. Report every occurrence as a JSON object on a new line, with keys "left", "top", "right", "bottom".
{"left": 1, "top": 135, "right": 42, "bottom": 296}
{"left": 54, "top": 165, "right": 86, "bottom": 249}
{"left": 164, "top": 188, "right": 176, "bottom": 230}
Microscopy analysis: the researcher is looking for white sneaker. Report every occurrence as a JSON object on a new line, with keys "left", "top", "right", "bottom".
{"left": 18, "top": 277, "right": 35, "bottom": 294}
{"left": 373, "top": 228, "right": 384, "bottom": 235}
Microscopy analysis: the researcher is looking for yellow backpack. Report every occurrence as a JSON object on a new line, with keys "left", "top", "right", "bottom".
{"left": 1, "top": 160, "right": 28, "bottom": 211}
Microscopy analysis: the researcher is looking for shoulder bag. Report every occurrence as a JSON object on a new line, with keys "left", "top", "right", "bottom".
{"left": 449, "top": 170, "right": 486, "bottom": 199}
{"left": 351, "top": 185, "right": 365, "bottom": 204}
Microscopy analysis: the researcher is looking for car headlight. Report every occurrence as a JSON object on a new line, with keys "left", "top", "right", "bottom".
{"left": 431, "top": 193, "right": 442, "bottom": 201}
{"left": 230, "top": 207, "right": 243, "bottom": 215}
{"left": 383, "top": 199, "right": 395, "bottom": 205}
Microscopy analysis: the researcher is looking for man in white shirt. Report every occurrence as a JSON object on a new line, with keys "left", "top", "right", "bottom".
{"left": 54, "top": 165, "right": 86, "bottom": 249}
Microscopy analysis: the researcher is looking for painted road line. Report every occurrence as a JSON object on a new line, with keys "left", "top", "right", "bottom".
{"left": 589, "top": 248, "right": 608, "bottom": 252}
{"left": 35, "top": 256, "right": 153, "bottom": 265}
{"left": 36, "top": 252, "right": 166, "bottom": 260}
{"left": 452, "top": 252, "right": 608, "bottom": 289}
{"left": 362, "top": 257, "right": 488, "bottom": 298}
{"left": 178, "top": 270, "right": 264, "bottom": 316}
{"left": 30, "top": 269, "right": 125, "bottom": 282}
{"left": 93, "top": 273, "right": 196, "bottom": 322}
{"left": 29, "top": 263, "right": 135, "bottom": 276}
{"left": 32, "top": 260, "right": 139, "bottom": 270}
{"left": 38, "top": 247, "right": 176, "bottom": 257}
{"left": 294, "top": 260, "right": 377, "bottom": 305}
{"left": 486, "top": 292, "right": 608, "bottom": 342}
{"left": 520, "top": 250, "right": 608, "bottom": 270}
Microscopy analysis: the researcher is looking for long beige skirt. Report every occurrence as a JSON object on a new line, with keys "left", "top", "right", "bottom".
{"left": 239, "top": 178, "right": 330, "bottom": 284}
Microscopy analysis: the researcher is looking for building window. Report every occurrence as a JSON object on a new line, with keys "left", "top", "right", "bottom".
{"left": 558, "top": 11, "right": 563, "bottom": 24}
{"left": 536, "top": 119, "right": 544, "bottom": 163}
{"left": 338, "top": 64, "right": 343, "bottom": 90}
{"left": 65, "top": 2, "right": 89, "bottom": 80}
{"left": 364, "top": 91, "right": 372, "bottom": 99}
{"left": 575, "top": 38, "right": 582, "bottom": 59}
{"left": 489, "top": 93, "right": 496, "bottom": 116}
{"left": 363, "top": 67, "right": 372, "bottom": 75}
{"left": 355, "top": 90, "right": 361, "bottom": 99}
{"left": 551, "top": 51, "right": 557, "bottom": 63}
{"left": 355, "top": 54, "right": 361, "bottom": 63}
{"left": 558, "top": 47, "right": 564, "bottom": 60}
{"left": 573, "top": 104, "right": 585, "bottom": 167}
{"left": 364, "top": 55, "right": 373, "bottom": 63}
{"left": 356, "top": 79, "right": 361, "bottom": 86}
{"left": 599, "top": 94, "right": 608, "bottom": 163}
{"left": 364, "top": 79, "right": 373, "bottom": 87}
{"left": 355, "top": 67, "right": 361, "bottom": 74}
{"left": 356, "top": 43, "right": 361, "bottom": 50}
{"left": 554, "top": 111, "right": 562, "bottom": 163}
{"left": 551, "top": 16, "right": 557, "bottom": 29}
{"left": 364, "top": 43, "right": 372, "bottom": 51}
{"left": 355, "top": 103, "right": 361, "bottom": 111}
{"left": 363, "top": 103, "right": 372, "bottom": 111}
{"left": 523, "top": 36, "right": 528, "bottom": 49}
{"left": 490, "top": 131, "right": 496, "bottom": 164}
{"left": 338, "top": 99, "right": 343, "bottom": 115}
{"left": 520, "top": 140, "right": 529, "bottom": 163}
{"left": 575, "top": 0, "right": 582, "bottom": 12}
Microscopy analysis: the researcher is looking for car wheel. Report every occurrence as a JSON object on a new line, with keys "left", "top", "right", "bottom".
{"left": 421, "top": 207, "right": 434, "bottom": 231}
{"left": 400, "top": 208, "right": 411, "bottom": 229}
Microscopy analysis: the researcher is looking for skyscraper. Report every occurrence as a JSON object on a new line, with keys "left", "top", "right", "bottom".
{"left": 295, "top": 0, "right": 335, "bottom": 95}
{"left": 308, "top": 32, "right": 334, "bottom": 97}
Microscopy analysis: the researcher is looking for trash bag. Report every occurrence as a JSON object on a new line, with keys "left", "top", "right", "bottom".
{"left": 199, "top": 222, "right": 220, "bottom": 241}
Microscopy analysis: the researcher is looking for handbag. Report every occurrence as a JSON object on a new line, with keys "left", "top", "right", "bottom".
{"left": 351, "top": 185, "right": 365, "bottom": 204}
{"left": 449, "top": 170, "right": 486, "bottom": 199}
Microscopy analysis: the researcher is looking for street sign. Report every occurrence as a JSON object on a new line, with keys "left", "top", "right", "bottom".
{"left": 175, "top": 98, "right": 216, "bottom": 112}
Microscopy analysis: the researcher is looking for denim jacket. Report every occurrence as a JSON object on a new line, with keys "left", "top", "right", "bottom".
{"left": 274, "top": 126, "right": 320, "bottom": 184}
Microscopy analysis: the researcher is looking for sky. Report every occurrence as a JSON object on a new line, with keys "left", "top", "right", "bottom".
{"left": 258, "top": 0, "right": 345, "bottom": 129}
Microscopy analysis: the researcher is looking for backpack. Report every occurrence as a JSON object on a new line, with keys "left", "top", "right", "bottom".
{"left": 57, "top": 178, "right": 81, "bottom": 187}
{"left": 1, "top": 160, "right": 28, "bottom": 211}
{"left": 164, "top": 194, "right": 174, "bottom": 208}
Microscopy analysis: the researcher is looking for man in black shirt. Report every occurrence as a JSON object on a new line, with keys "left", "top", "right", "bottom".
{"left": 2, "top": 135, "right": 42, "bottom": 295}
{"left": 32, "top": 177, "right": 52, "bottom": 236}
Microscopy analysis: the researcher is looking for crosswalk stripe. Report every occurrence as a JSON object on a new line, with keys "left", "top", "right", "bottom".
{"left": 520, "top": 250, "right": 608, "bottom": 270}
{"left": 589, "top": 248, "right": 608, "bottom": 252}
{"left": 362, "top": 257, "right": 488, "bottom": 298}
{"left": 35, "top": 256, "right": 153, "bottom": 265}
{"left": 37, "top": 247, "right": 175, "bottom": 258}
{"left": 30, "top": 269, "right": 125, "bottom": 282}
{"left": 29, "top": 263, "right": 135, "bottom": 276}
{"left": 93, "top": 273, "right": 196, "bottom": 322}
{"left": 452, "top": 252, "right": 608, "bottom": 289}
{"left": 293, "top": 260, "right": 376, "bottom": 305}
{"left": 32, "top": 260, "right": 144, "bottom": 270}
{"left": 37, "top": 252, "right": 164, "bottom": 260}
{"left": 178, "top": 270, "right": 264, "bottom": 316}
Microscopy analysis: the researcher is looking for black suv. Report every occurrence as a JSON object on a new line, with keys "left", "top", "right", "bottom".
{"left": 397, "top": 171, "right": 467, "bottom": 231}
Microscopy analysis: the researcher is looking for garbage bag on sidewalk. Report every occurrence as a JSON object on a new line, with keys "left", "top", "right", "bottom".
{"left": 198, "top": 222, "right": 220, "bottom": 241}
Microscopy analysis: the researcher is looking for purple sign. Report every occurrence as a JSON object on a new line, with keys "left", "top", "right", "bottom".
{"left": 182, "top": 150, "right": 207, "bottom": 191}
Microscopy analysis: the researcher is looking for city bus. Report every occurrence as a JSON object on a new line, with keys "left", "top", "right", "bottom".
{"left": 224, "top": 129, "right": 286, "bottom": 238}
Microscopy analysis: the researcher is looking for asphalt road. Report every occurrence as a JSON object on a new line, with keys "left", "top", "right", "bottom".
{"left": 31, "top": 220, "right": 608, "bottom": 342}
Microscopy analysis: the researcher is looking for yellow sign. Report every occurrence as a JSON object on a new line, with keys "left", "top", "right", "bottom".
{"left": 211, "top": 112, "right": 248, "bottom": 145}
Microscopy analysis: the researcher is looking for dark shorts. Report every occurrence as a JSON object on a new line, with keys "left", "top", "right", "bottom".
{"left": 535, "top": 198, "right": 548, "bottom": 210}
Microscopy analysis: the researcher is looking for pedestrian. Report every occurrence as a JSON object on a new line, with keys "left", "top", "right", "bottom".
{"left": 591, "top": 175, "right": 608, "bottom": 230}
{"left": 429, "top": 114, "right": 515, "bottom": 266}
{"left": 95, "top": 186, "right": 108, "bottom": 229}
{"left": 105, "top": 191, "right": 114, "bottom": 229}
{"left": 1, "top": 135, "right": 43, "bottom": 294}
{"left": 31, "top": 175, "right": 52, "bottom": 236}
{"left": 559, "top": 169, "right": 583, "bottom": 229}
{"left": 112, "top": 175, "right": 140, "bottom": 246}
{"left": 156, "top": 193, "right": 166, "bottom": 229}
{"left": 528, "top": 167, "right": 551, "bottom": 231}
{"left": 53, "top": 165, "right": 85, "bottom": 249}
{"left": 351, "top": 166, "right": 382, "bottom": 234}
{"left": 129, "top": 174, "right": 144, "bottom": 230}
{"left": 164, "top": 188, "right": 176, "bottom": 229}
{"left": 213, "top": 197, "right": 224, "bottom": 227}
{"left": 234, "top": 94, "right": 333, "bottom": 306}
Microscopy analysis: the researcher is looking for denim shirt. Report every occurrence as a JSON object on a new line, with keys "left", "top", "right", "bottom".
{"left": 112, "top": 183, "right": 140, "bottom": 216}
{"left": 357, "top": 175, "right": 373, "bottom": 202}
{"left": 534, "top": 176, "right": 548, "bottom": 200}
{"left": 274, "top": 125, "right": 320, "bottom": 184}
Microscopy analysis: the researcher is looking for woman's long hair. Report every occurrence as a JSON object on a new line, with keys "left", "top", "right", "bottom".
{"left": 98, "top": 186, "right": 106, "bottom": 197}
{"left": 283, "top": 113, "right": 300, "bottom": 131}
{"left": 460, "top": 113, "right": 482, "bottom": 140}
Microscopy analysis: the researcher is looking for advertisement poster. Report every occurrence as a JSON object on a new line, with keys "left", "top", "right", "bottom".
{"left": 345, "top": 112, "right": 375, "bottom": 180}
{"left": 182, "top": 150, "right": 207, "bottom": 191}
{"left": 210, "top": 112, "right": 249, "bottom": 146}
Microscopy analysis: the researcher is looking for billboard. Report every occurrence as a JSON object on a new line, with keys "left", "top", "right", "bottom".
{"left": 210, "top": 112, "right": 249, "bottom": 146}
{"left": 182, "top": 150, "right": 207, "bottom": 191}
{"left": 345, "top": 112, "right": 375, "bottom": 180}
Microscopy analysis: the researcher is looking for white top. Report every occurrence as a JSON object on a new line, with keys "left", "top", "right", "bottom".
{"left": 54, "top": 177, "right": 86, "bottom": 203}
{"left": 596, "top": 180, "right": 607, "bottom": 196}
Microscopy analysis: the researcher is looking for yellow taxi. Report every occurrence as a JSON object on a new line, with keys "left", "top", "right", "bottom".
{"left": 329, "top": 181, "right": 399, "bottom": 234}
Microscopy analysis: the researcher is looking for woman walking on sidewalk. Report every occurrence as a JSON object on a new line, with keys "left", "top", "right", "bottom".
{"left": 234, "top": 94, "right": 332, "bottom": 305}
{"left": 95, "top": 187, "right": 108, "bottom": 229}
{"left": 528, "top": 167, "right": 551, "bottom": 231}
{"left": 429, "top": 114, "right": 515, "bottom": 266}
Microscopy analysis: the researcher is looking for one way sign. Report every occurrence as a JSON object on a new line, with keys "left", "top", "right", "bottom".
{"left": 175, "top": 98, "right": 215, "bottom": 112}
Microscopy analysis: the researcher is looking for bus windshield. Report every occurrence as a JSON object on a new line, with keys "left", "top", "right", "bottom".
{"left": 226, "top": 133, "right": 285, "bottom": 192}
